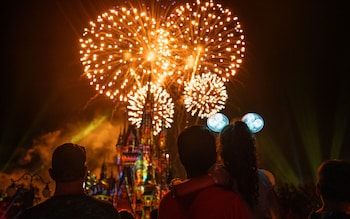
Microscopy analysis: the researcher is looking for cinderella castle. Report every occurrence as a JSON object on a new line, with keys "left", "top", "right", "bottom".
{"left": 85, "top": 89, "right": 172, "bottom": 219}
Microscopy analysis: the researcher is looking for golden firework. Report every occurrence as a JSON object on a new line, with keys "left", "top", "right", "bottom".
{"left": 80, "top": 3, "right": 177, "bottom": 102}
{"left": 80, "top": 0, "right": 245, "bottom": 122}
{"left": 127, "top": 82, "right": 174, "bottom": 135}
{"left": 165, "top": 0, "right": 245, "bottom": 85}
{"left": 184, "top": 72, "right": 228, "bottom": 119}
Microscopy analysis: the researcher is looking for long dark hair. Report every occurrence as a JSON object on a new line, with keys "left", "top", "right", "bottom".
{"left": 219, "top": 121, "right": 259, "bottom": 208}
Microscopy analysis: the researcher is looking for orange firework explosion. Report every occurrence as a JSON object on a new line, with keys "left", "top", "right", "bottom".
{"left": 80, "top": 2, "right": 177, "bottom": 102}
{"left": 165, "top": 0, "right": 245, "bottom": 86}
{"left": 80, "top": 0, "right": 245, "bottom": 123}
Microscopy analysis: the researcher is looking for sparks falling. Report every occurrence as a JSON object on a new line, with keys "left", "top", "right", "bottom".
{"left": 79, "top": 5, "right": 175, "bottom": 102}
{"left": 80, "top": 0, "right": 245, "bottom": 127}
{"left": 165, "top": 0, "right": 245, "bottom": 85}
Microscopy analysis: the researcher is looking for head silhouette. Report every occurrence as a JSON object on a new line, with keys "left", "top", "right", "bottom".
{"left": 49, "top": 143, "right": 87, "bottom": 182}
{"left": 317, "top": 159, "right": 350, "bottom": 203}
{"left": 177, "top": 125, "right": 217, "bottom": 178}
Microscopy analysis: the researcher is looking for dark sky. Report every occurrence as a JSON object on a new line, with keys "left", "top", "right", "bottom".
{"left": 1, "top": 0, "right": 349, "bottom": 185}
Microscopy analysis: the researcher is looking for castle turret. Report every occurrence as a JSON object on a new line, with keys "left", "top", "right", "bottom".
{"left": 113, "top": 82, "right": 171, "bottom": 218}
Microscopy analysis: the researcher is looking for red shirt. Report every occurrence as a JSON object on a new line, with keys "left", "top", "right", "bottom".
{"left": 158, "top": 181, "right": 252, "bottom": 219}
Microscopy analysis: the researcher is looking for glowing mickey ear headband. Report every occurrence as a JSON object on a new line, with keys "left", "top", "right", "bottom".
{"left": 241, "top": 112, "right": 264, "bottom": 133}
{"left": 207, "top": 112, "right": 264, "bottom": 133}
{"left": 206, "top": 113, "right": 229, "bottom": 132}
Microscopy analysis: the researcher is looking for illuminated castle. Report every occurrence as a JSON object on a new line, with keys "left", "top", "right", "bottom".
{"left": 114, "top": 89, "right": 171, "bottom": 218}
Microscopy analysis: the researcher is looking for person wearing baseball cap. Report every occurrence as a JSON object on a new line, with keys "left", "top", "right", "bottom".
{"left": 18, "top": 143, "right": 121, "bottom": 219}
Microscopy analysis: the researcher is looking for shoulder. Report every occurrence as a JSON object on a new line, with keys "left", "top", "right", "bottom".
{"left": 18, "top": 198, "right": 56, "bottom": 219}
{"left": 191, "top": 186, "right": 252, "bottom": 218}
{"left": 158, "top": 191, "right": 188, "bottom": 219}
{"left": 79, "top": 195, "right": 118, "bottom": 213}
{"left": 18, "top": 195, "right": 119, "bottom": 219}
{"left": 257, "top": 169, "right": 275, "bottom": 199}
{"left": 258, "top": 169, "right": 274, "bottom": 186}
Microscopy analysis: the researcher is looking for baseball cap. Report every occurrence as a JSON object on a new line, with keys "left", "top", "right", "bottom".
{"left": 51, "top": 143, "right": 86, "bottom": 182}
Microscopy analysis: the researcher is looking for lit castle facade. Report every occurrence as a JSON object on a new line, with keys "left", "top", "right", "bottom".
{"left": 86, "top": 90, "right": 171, "bottom": 219}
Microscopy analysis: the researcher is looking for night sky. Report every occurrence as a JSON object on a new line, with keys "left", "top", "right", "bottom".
{"left": 1, "top": 0, "right": 349, "bottom": 187}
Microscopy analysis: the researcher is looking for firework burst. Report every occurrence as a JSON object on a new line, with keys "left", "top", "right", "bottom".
{"left": 80, "top": 2, "right": 178, "bottom": 102}
{"left": 184, "top": 72, "right": 228, "bottom": 119}
{"left": 127, "top": 82, "right": 174, "bottom": 135}
{"left": 165, "top": 0, "right": 245, "bottom": 85}
{"left": 80, "top": 0, "right": 245, "bottom": 123}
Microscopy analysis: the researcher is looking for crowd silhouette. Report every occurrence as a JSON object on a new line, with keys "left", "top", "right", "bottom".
{"left": 1, "top": 125, "right": 349, "bottom": 219}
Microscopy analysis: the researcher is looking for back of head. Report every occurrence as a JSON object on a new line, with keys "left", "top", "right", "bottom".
{"left": 219, "top": 121, "right": 259, "bottom": 207}
{"left": 51, "top": 143, "right": 86, "bottom": 182}
{"left": 177, "top": 125, "right": 217, "bottom": 177}
{"left": 317, "top": 159, "right": 350, "bottom": 202}
{"left": 119, "top": 209, "right": 135, "bottom": 219}
{"left": 220, "top": 121, "right": 256, "bottom": 174}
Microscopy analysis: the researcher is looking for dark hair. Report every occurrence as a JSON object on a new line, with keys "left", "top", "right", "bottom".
{"left": 177, "top": 125, "right": 217, "bottom": 178}
{"left": 51, "top": 143, "right": 86, "bottom": 182}
{"left": 317, "top": 159, "right": 350, "bottom": 202}
{"left": 119, "top": 209, "right": 135, "bottom": 219}
{"left": 220, "top": 121, "right": 259, "bottom": 207}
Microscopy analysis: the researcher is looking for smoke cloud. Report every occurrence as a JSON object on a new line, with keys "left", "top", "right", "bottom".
{"left": 0, "top": 117, "right": 122, "bottom": 197}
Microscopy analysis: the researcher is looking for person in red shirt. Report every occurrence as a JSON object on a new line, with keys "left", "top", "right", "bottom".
{"left": 158, "top": 125, "right": 252, "bottom": 219}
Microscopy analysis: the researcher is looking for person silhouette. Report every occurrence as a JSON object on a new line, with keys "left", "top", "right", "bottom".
{"left": 18, "top": 143, "right": 121, "bottom": 219}
{"left": 219, "top": 121, "right": 281, "bottom": 219}
{"left": 158, "top": 125, "right": 252, "bottom": 219}
{"left": 308, "top": 159, "right": 350, "bottom": 219}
